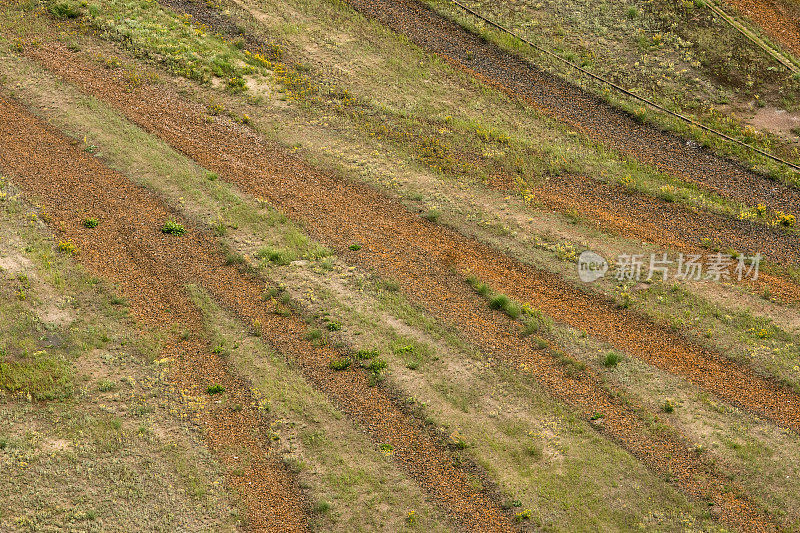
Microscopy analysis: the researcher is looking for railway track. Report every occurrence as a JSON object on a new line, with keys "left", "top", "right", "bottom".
{"left": 21, "top": 41, "right": 793, "bottom": 530}
{"left": 341, "top": 0, "right": 800, "bottom": 216}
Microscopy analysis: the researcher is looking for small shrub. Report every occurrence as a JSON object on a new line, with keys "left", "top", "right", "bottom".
{"left": 227, "top": 76, "right": 246, "bottom": 92}
{"left": 326, "top": 321, "right": 342, "bottom": 331}
{"left": 525, "top": 442, "right": 543, "bottom": 459}
{"left": 207, "top": 103, "right": 225, "bottom": 116}
{"left": 501, "top": 499, "right": 522, "bottom": 510}
{"left": 379, "top": 443, "right": 393, "bottom": 455}
{"left": 348, "top": 243, "right": 361, "bottom": 251}
{"left": 366, "top": 358, "right": 388, "bottom": 374}
{"left": 502, "top": 300, "right": 522, "bottom": 319}
{"left": 225, "top": 252, "right": 245, "bottom": 266}
{"left": 522, "top": 319, "right": 539, "bottom": 337}
{"left": 57, "top": 240, "right": 77, "bottom": 255}
{"left": 50, "top": 2, "right": 81, "bottom": 19}
{"left": 98, "top": 379, "right": 116, "bottom": 392}
{"left": 424, "top": 208, "right": 441, "bottom": 222}
{"left": 603, "top": 350, "right": 622, "bottom": 367}
{"left": 515, "top": 509, "right": 532, "bottom": 522}
{"left": 489, "top": 294, "right": 510, "bottom": 310}
{"left": 206, "top": 384, "right": 225, "bottom": 395}
{"left": 314, "top": 501, "right": 331, "bottom": 514}
{"left": 82, "top": 217, "right": 99, "bottom": 228}
{"left": 662, "top": 400, "right": 675, "bottom": 413}
{"left": 356, "top": 348, "right": 379, "bottom": 360}
{"left": 329, "top": 358, "right": 351, "bottom": 371}
{"left": 161, "top": 220, "right": 186, "bottom": 235}
{"left": 305, "top": 328, "right": 323, "bottom": 342}
{"left": 256, "top": 247, "right": 292, "bottom": 265}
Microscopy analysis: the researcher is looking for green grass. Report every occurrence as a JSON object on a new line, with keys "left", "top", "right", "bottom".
{"left": 602, "top": 350, "right": 622, "bottom": 367}
{"left": 0, "top": 349, "right": 73, "bottom": 401}
{"left": 161, "top": 220, "right": 186, "bottom": 235}
{"left": 206, "top": 384, "right": 225, "bottom": 395}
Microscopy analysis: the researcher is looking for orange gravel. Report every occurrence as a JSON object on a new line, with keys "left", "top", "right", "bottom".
{"left": 725, "top": 0, "right": 800, "bottom": 57}
{"left": 0, "top": 95, "right": 514, "bottom": 533}
{"left": 18, "top": 44, "right": 792, "bottom": 530}
{"left": 28, "top": 43, "right": 800, "bottom": 433}
{"left": 528, "top": 174, "right": 800, "bottom": 303}
{"left": 0, "top": 97, "right": 308, "bottom": 532}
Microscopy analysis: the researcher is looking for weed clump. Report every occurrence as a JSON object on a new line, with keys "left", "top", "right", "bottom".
{"left": 49, "top": 1, "right": 81, "bottom": 19}
{"left": 329, "top": 358, "right": 351, "bottom": 371}
{"left": 489, "top": 293, "right": 510, "bottom": 310}
{"left": 161, "top": 220, "right": 186, "bottom": 235}
{"left": 356, "top": 348, "right": 379, "bottom": 360}
{"left": 206, "top": 384, "right": 225, "bottom": 395}
{"left": 82, "top": 217, "right": 99, "bottom": 228}
{"left": 603, "top": 350, "right": 622, "bottom": 367}
{"left": 57, "top": 240, "right": 77, "bottom": 255}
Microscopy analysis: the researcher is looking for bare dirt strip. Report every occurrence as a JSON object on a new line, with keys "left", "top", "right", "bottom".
{"left": 338, "top": 0, "right": 800, "bottom": 215}
{"left": 20, "top": 45, "right": 798, "bottom": 531}
{"left": 0, "top": 95, "right": 515, "bottom": 533}
{"left": 724, "top": 0, "right": 800, "bottom": 57}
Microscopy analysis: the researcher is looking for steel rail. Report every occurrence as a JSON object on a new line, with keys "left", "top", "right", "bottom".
{"left": 449, "top": 0, "right": 800, "bottom": 174}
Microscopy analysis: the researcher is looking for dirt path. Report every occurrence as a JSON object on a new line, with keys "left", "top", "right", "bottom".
{"left": 725, "top": 0, "right": 800, "bottom": 57}
{"left": 0, "top": 95, "right": 515, "bottom": 533}
{"left": 336, "top": 0, "right": 800, "bottom": 215}
{"left": 20, "top": 44, "right": 798, "bottom": 530}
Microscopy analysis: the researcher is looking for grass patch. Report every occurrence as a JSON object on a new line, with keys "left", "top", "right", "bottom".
{"left": 161, "top": 220, "right": 186, "bottom": 236}
{"left": 206, "top": 384, "right": 225, "bottom": 395}
{"left": 0, "top": 349, "right": 73, "bottom": 401}
{"left": 602, "top": 350, "right": 622, "bottom": 367}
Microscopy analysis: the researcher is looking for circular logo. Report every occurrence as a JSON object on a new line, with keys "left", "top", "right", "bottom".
{"left": 578, "top": 251, "right": 608, "bottom": 283}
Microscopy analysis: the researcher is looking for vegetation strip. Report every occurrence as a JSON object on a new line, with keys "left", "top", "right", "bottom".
{"left": 20, "top": 43, "right": 797, "bottom": 530}
{"left": 451, "top": 0, "right": 800, "bottom": 166}
{"left": 0, "top": 96, "right": 310, "bottom": 533}
{"left": 723, "top": 0, "right": 800, "bottom": 58}
{"left": 0, "top": 95, "right": 514, "bottom": 533}
{"left": 29, "top": 39, "right": 800, "bottom": 432}
{"left": 340, "top": 0, "right": 800, "bottom": 213}
{"left": 704, "top": 0, "right": 799, "bottom": 73}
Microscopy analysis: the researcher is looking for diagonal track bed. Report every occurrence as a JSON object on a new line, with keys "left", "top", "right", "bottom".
{"left": 0, "top": 95, "right": 515, "bottom": 533}
{"left": 724, "top": 0, "right": 800, "bottom": 57}
{"left": 20, "top": 43, "right": 800, "bottom": 530}
{"left": 27, "top": 42, "right": 800, "bottom": 436}
{"left": 0, "top": 97, "right": 309, "bottom": 533}
{"left": 341, "top": 0, "right": 800, "bottom": 214}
